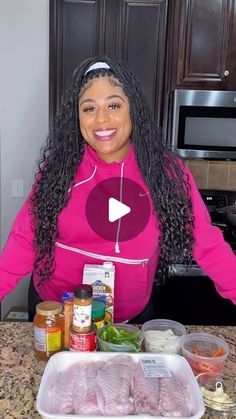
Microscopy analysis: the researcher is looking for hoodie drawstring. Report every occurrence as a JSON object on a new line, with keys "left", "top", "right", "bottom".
{"left": 115, "top": 162, "right": 125, "bottom": 254}
{"left": 67, "top": 156, "right": 124, "bottom": 254}
{"left": 68, "top": 166, "right": 98, "bottom": 192}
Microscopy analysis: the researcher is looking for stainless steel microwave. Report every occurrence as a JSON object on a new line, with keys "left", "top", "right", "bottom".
{"left": 170, "top": 89, "right": 236, "bottom": 160}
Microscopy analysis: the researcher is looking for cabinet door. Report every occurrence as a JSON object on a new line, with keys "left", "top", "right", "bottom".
{"left": 115, "top": 0, "right": 168, "bottom": 125}
{"left": 49, "top": 0, "right": 103, "bottom": 127}
{"left": 171, "top": 0, "right": 234, "bottom": 89}
{"left": 227, "top": 0, "right": 236, "bottom": 90}
{"left": 49, "top": 0, "right": 168, "bottom": 128}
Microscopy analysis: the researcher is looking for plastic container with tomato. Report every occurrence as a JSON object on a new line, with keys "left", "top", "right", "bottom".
{"left": 179, "top": 333, "right": 229, "bottom": 376}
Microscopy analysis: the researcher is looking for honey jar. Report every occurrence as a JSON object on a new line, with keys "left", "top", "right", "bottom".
{"left": 34, "top": 301, "right": 63, "bottom": 360}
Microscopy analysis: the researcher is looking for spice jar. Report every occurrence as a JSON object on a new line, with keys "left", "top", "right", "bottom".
{"left": 92, "top": 300, "right": 105, "bottom": 329}
{"left": 62, "top": 298, "right": 74, "bottom": 349}
{"left": 73, "top": 285, "right": 93, "bottom": 333}
{"left": 34, "top": 301, "right": 63, "bottom": 360}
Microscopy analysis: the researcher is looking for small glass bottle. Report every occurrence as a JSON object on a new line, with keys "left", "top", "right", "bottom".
{"left": 34, "top": 301, "right": 63, "bottom": 360}
{"left": 92, "top": 300, "right": 105, "bottom": 329}
{"left": 73, "top": 285, "right": 93, "bottom": 333}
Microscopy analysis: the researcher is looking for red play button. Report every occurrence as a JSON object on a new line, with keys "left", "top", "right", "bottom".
{"left": 86, "top": 177, "right": 151, "bottom": 242}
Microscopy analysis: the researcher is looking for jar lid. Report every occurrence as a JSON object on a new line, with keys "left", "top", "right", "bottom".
{"left": 92, "top": 300, "right": 105, "bottom": 318}
{"left": 36, "top": 301, "right": 62, "bottom": 316}
{"left": 74, "top": 284, "right": 93, "bottom": 299}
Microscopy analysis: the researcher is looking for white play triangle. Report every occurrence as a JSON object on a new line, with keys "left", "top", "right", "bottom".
{"left": 108, "top": 197, "right": 131, "bottom": 222}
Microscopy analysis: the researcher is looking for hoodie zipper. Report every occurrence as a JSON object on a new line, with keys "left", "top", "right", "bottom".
{"left": 55, "top": 241, "right": 149, "bottom": 266}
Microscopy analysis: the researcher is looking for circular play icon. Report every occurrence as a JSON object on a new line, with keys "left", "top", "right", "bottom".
{"left": 86, "top": 177, "right": 151, "bottom": 242}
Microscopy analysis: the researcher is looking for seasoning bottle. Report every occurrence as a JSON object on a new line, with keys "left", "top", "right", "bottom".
{"left": 92, "top": 300, "right": 105, "bottom": 329}
{"left": 34, "top": 301, "right": 63, "bottom": 360}
{"left": 62, "top": 298, "right": 74, "bottom": 349}
{"left": 73, "top": 285, "right": 93, "bottom": 333}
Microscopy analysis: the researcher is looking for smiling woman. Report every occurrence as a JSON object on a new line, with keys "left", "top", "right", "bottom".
{"left": 78, "top": 76, "right": 132, "bottom": 163}
{"left": 0, "top": 55, "right": 236, "bottom": 324}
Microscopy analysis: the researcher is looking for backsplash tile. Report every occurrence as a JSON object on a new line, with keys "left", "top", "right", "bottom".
{"left": 229, "top": 164, "right": 236, "bottom": 189}
{"left": 185, "top": 159, "right": 236, "bottom": 191}
{"left": 208, "top": 162, "right": 230, "bottom": 190}
{"left": 185, "top": 159, "right": 208, "bottom": 189}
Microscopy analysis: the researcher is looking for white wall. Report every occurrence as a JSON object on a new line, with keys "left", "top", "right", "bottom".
{"left": 0, "top": 0, "right": 49, "bottom": 319}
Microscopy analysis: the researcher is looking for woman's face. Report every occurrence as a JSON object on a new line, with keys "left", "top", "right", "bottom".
{"left": 78, "top": 76, "right": 132, "bottom": 163}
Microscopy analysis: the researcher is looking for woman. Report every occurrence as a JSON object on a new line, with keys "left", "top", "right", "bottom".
{"left": 0, "top": 56, "right": 236, "bottom": 322}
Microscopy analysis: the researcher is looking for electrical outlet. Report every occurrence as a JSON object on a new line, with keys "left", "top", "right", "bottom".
{"left": 11, "top": 179, "right": 24, "bottom": 197}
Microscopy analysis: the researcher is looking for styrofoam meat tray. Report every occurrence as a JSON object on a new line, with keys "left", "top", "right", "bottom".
{"left": 36, "top": 352, "right": 205, "bottom": 419}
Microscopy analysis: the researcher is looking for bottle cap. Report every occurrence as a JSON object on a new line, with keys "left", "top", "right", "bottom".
{"left": 92, "top": 300, "right": 106, "bottom": 318}
{"left": 74, "top": 284, "right": 93, "bottom": 299}
{"left": 36, "top": 301, "right": 62, "bottom": 316}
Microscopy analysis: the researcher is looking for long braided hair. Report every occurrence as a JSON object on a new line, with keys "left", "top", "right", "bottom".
{"left": 31, "top": 55, "right": 194, "bottom": 285}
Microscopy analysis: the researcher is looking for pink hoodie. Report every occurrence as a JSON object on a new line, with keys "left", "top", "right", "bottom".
{"left": 0, "top": 145, "right": 236, "bottom": 321}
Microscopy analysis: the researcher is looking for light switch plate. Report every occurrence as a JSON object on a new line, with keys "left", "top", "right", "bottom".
{"left": 11, "top": 179, "right": 24, "bottom": 197}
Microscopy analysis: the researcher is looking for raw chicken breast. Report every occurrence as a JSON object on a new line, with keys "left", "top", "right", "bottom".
{"left": 158, "top": 375, "right": 194, "bottom": 417}
{"left": 50, "top": 364, "right": 81, "bottom": 414}
{"left": 73, "top": 361, "right": 104, "bottom": 415}
{"left": 96, "top": 355, "right": 135, "bottom": 415}
{"left": 132, "top": 362, "right": 161, "bottom": 415}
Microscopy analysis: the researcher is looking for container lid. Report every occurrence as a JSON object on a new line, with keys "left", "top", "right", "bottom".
{"left": 74, "top": 284, "right": 93, "bottom": 299}
{"left": 92, "top": 300, "right": 105, "bottom": 318}
{"left": 36, "top": 301, "right": 62, "bottom": 316}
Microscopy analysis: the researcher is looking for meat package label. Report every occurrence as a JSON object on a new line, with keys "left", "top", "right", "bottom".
{"left": 140, "top": 358, "right": 172, "bottom": 378}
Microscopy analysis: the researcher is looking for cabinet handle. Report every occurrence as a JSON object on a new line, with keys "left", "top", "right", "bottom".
{"left": 224, "top": 70, "right": 230, "bottom": 77}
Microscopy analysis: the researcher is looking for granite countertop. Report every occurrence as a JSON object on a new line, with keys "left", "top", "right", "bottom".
{"left": 0, "top": 322, "right": 235, "bottom": 419}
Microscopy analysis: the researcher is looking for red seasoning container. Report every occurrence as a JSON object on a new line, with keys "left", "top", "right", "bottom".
{"left": 70, "top": 324, "right": 97, "bottom": 352}
{"left": 70, "top": 284, "right": 97, "bottom": 351}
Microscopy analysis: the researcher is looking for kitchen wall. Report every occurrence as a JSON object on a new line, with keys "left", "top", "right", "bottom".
{"left": 0, "top": 0, "right": 49, "bottom": 319}
{"left": 185, "top": 159, "right": 236, "bottom": 192}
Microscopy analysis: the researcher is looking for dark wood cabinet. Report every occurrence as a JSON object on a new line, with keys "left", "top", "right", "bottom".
{"left": 169, "top": 0, "right": 236, "bottom": 90}
{"left": 49, "top": 0, "right": 168, "bottom": 128}
{"left": 49, "top": 0, "right": 236, "bottom": 138}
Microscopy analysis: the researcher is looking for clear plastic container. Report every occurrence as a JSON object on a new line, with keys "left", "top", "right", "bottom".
{"left": 179, "top": 333, "right": 229, "bottom": 376}
{"left": 97, "top": 323, "right": 143, "bottom": 352}
{"left": 196, "top": 372, "right": 236, "bottom": 416}
{"left": 141, "top": 318, "right": 186, "bottom": 353}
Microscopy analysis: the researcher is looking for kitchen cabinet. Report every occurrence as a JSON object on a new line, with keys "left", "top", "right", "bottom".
{"left": 168, "top": 0, "right": 236, "bottom": 90}
{"left": 49, "top": 0, "right": 168, "bottom": 128}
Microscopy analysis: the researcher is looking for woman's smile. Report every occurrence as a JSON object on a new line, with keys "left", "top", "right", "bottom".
{"left": 93, "top": 128, "right": 117, "bottom": 142}
{"left": 79, "top": 77, "right": 132, "bottom": 162}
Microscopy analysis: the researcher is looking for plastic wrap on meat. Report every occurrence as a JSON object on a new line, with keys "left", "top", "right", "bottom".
{"left": 132, "top": 362, "right": 161, "bottom": 415}
{"left": 158, "top": 375, "right": 194, "bottom": 417}
{"left": 50, "top": 364, "right": 81, "bottom": 414}
{"left": 95, "top": 355, "right": 135, "bottom": 415}
{"left": 73, "top": 361, "right": 104, "bottom": 415}
{"left": 48, "top": 355, "right": 197, "bottom": 417}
